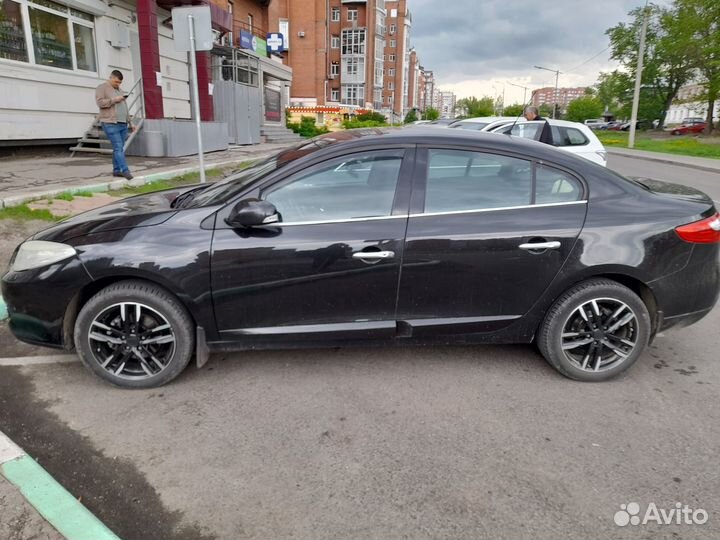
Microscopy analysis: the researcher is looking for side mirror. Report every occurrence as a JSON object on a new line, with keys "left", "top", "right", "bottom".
{"left": 225, "top": 199, "right": 279, "bottom": 228}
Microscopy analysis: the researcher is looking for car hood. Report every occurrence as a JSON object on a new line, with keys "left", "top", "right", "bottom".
{"left": 32, "top": 185, "right": 201, "bottom": 243}
{"left": 631, "top": 177, "right": 714, "bottom": 204}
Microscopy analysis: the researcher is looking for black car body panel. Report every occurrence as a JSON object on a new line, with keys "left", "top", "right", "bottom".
{"left": 2, "top": 129, "right": 718, "bottom": 353}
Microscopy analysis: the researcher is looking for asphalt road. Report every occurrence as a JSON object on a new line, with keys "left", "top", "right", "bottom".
{"left": 607, "top": 153, "right": 720, "bottom": 204}
{"left": 0, "top": 155, "right": 719, "bottom": 540}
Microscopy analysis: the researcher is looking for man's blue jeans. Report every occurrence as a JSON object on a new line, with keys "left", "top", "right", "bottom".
{"left": 101, "top": 122, "right": 129, "bottom": 174}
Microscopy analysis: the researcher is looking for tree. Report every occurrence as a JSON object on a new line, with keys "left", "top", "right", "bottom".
{"left": 423, "top": 107, "right": 440, "bottom": 121}
{"left": 503, "top": 103, "right": 525, "bottom": 117}
{"left": 404, "top": 109, "right": 418, "bottom": 124}
{"left": 455, "top": 96, "right": 494, "bottom": 118}
{"left": 677, "top": 0, "right": 720, "bottom": 134}
{"left": 606, "top": 3, "right": 696, "bottom": 128}
{"left": 538, "top": 104, "right": 554, "bottom": 118}
{"left": 565, "top": 96, "right": 604, "bottom": 122}
{"left": 595, "top": 70, "right": 633, "bottom": 118}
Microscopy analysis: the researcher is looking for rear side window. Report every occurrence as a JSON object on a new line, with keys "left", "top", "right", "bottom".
{"left": 551, "top": 126, "right": 589, "bottom": 147}
{"left": 424, "top": 149, "right": 532, "bottom": 212}
{"left": 535, "top": 164, "right": 583, "bottom": 204}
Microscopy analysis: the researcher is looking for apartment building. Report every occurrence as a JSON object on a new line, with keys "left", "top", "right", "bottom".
{"left": 280, "top": 0, "right": 386, "bottom": 110}
{"left": 380, "top": 0, "right": 411, "bottom": 121}
{"left": 437, "top": 90, "right": 456, "bottom": 118}
{"left": 531, "top": 86, "right": 587, "bottom": 112}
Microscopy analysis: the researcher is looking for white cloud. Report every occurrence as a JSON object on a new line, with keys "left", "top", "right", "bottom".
{"left": 408, "top": 0, "right": 672, "bottom": 104}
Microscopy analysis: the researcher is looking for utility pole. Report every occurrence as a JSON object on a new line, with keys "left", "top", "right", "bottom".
{"left": 534, "top": 65, "right": 561, "bottom": 118}
{"left": 629, "top": 2, "right": 650, "bottom": 149}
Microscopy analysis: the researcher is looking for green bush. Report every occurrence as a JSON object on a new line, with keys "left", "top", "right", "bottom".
{"left": 342, "top": 119, "right": 388, "bottom": 129}
{"left": 287, "top": 116, "right": 329, "bottom": 138}
{"left": 355, "top": 111, "right": 387, "bottom": 123}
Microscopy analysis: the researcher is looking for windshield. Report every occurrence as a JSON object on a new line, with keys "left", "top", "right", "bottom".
{"left": 187, "top": 138, "right": 331, "bottom": 207}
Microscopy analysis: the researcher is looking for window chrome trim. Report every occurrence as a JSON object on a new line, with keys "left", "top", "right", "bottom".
{"left": 270, "top": 214, "right": 408, "bottom": 227}
{"left": 409, "top": 200, "right": 588, "bottom": 219}
{"left": 267, "top": 200, "right": 587, "bottom": 227}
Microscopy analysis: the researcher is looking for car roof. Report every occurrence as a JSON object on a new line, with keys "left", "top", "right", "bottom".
{"left": 290, "top": 127, "right": 600, "bottom": 171}
{"left": 452, "top": 116, "right": 518, "bottom": 124}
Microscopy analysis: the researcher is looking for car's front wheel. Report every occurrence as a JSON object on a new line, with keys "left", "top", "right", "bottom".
{"left": 537, "top": 279, "right": 651, "bottom": 381}
{"left": 74, "top": 280, "right": 195, "bottom": 388}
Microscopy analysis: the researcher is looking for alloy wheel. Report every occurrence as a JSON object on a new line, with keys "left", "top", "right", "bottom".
{"left": 87, "top": 302, "right": 176, "bottom": 380}
{"left": 560, "top": 297, "right": 639, "bottom": 373}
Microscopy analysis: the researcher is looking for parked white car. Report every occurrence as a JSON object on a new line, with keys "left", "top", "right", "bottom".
{"left": 447, "top": 116, "right": 520, "bottom": 131}
{"left": 481, "top": 118, "right": 608, "bottom": 166}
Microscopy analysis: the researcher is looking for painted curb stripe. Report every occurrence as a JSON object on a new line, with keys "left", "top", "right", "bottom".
{"left": 0, "top": 354, "right": 79, "bottom": 366}
{"left": 0, "top": 432, "right": 120, "bottom": 540}
{"left": 0, "top": 295, "right": 6, "bottom": 321}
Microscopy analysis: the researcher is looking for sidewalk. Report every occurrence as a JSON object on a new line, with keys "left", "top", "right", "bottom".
{"left": 0, "top": 142, "right": 289, "bottom": 207}
{"left": 607, "top": 147, "right": 720, "bottom": 173}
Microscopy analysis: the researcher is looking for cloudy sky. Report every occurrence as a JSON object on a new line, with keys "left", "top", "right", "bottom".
{"left": 408, "top": 0, "right": 670, "bottom": 105}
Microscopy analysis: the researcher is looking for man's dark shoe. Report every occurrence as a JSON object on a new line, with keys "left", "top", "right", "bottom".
{"left": 122, "top": 171, "right": 133, "bottom": 180}
{"left": 113, "top": 172, "right": 123, "bottom": 177}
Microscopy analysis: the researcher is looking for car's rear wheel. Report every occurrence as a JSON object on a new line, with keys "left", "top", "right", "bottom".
{"left": 537, "top": 279, "right": 651, "bottom": 381}
{"left": 74, "top": 280, "right": 194, "bottom": 388}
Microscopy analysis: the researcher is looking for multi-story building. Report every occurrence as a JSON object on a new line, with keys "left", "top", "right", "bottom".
{"left": 531, "top": 86, "right": 587, "bottom": 113}
{"left": 281, "top": 0, "right": 386, "bottom": 109}
{"left": 381, "top": 0, "right": 411, "bottom": 121}
{"left": 422, "top": 69, "right": 435, "bottom": 112}
{"left": 437, "top": 90, "right": 456, "bottom": 118}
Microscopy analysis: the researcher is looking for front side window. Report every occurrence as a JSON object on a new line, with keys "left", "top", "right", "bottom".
{"left": 347, "top": 8, "right": 358, "bottom": 21}
{"left": 331, "top": 7, "right": 340, "bottom": 21}
{"left": 0, "top": 0, "right": 28, "bottom": 62}
{"left": 264, "top": 151, "right": 404, "bottom": 223}
{"left": 424, "top": 149, "right": 532, "bottom": 213}
{"left": 330, "top": 35, "right": 339, "bottom": 49}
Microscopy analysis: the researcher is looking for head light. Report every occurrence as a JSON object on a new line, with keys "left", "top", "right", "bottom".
{"left": 10, "top": 241, "right": 77, "bottom": 272}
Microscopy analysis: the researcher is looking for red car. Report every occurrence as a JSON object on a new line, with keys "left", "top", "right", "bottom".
{"left": 671, "top": 121, "right": 707, "bottom": 135}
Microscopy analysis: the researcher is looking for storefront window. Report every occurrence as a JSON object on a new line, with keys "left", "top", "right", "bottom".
{"left": 0, "top": 0, "right": 97, "bottom": 72}
{"left": 0, "top": 0, "right": 29, "bottom": 62}
{"left": 73, "top": 22, "right": 95, "bottom": 71}
{"left": 29, "top": 4, "right": 72, "bottom": 69}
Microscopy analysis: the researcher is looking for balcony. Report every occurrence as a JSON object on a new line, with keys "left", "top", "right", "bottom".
{"left": 341, "top": 0, "right": 367, "bottom": 3}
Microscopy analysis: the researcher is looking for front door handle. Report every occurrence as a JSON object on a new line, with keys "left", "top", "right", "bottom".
{"left": 352, "top": 250, "right": 395, "bottom": 260}
{"left": 518, "top": 241, "right": 561, "bottom": 251}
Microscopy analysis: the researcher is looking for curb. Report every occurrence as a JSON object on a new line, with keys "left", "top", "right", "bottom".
{"left": 0, "top": 155, "right": 270, "bottom": 209}
{"left": 607, "top": 148, "right": 720, "bottom": 174}
{"left": 0, "top": 296, "right": 6, "bottom": 321}
{"left": 0, "top": 430, "right": 120, "bottom": 540}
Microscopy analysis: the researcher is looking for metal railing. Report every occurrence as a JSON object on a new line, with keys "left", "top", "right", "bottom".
{"left": 123, "top": 76, "right": 145, "bottom": 151}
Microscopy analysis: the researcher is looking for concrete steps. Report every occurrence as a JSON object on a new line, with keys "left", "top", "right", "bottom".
{"left": 261, "top": 124, "right": 303, "bottom": 143}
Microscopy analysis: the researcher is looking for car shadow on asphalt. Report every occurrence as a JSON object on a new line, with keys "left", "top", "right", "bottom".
{"left": 0, "top": 366, "right": 217, "bottom": 540}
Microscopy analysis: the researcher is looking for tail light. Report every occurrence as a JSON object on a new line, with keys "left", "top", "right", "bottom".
{"left": 675, "top": 212, "right": 720, "bottom": 244}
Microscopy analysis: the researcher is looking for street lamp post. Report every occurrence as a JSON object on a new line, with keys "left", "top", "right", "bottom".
{"left": 507, "top": 81, "right": 531, "bottom": 105}
{"left": 534, "top": 65, "right": 561, "bottom": 119}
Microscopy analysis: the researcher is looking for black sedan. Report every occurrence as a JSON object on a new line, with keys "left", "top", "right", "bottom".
{"left": 3, "top": 129, "right": 719, "bottom": 388}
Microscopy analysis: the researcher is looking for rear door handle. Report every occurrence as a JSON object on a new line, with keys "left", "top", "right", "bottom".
{"left": 352, "top": 250, "right": 395, "bottom": 260}
{"left": 518, "top": 241, "right": 561, "bottom": 251}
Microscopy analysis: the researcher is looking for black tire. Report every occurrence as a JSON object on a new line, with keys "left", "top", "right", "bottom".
{"left": 537, "top": 279, "right": 651, "bottom": 382}
{"left": 74, "top": 280, "right": 195, "bottom": 388}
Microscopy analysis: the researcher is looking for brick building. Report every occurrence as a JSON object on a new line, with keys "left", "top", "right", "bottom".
{"left": 531, "top": 86, "right": 587, "bottom": 113}
{"left": 381, "top": 0, "right": 411, "bottom": 121}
